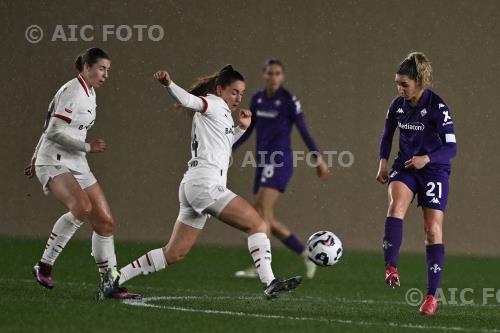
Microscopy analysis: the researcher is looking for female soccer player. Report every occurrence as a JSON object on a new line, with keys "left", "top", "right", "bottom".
{"left": 25, "top": 48, "right": 139, "bottom": 300}
{"left": 233, "top": 59, "right": 330, "bottom": 279}
{"left": 105, "top": 65, "right": 302, "bottom": 299}
{"left": 376, "top": 52, "right": 457, "bottom": 315}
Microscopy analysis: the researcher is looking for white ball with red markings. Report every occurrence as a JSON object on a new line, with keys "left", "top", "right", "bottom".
{"left": 307, "top": 231, "right": 343, "bottom": 267}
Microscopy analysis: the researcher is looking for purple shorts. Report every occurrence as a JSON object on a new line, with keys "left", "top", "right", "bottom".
{"left": 388, "top": 168, "right": 450, "bottom": 212}
{"left": 253, "top": 154, "right": 293, "bottom": 194}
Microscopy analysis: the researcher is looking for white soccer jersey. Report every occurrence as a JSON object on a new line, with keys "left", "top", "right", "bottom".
{"left": 35, "top": 74, "right": 96, "bottom": 173}
{"left": 182, "top": 94, "right": 240, "bottom": 185}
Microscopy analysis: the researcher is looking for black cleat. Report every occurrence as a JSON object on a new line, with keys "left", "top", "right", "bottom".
{"left": 264, "top": 276, "right": 302, "bottom": 299}
{"left": 96, "top": 268, "right": 141, "bottom": 301}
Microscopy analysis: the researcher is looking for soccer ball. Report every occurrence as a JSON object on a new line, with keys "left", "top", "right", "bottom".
{"left": 307, "top": 231, "right": 343, "bottom": 267}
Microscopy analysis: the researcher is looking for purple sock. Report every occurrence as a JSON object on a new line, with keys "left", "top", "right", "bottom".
{"left": 383, "top": 217, "right": 403, "bottom": 267}
{"left": 426, "top": 244, "right": 445, "bottom": 296}
{"left": 282, "top": 234, "right": 305, "bottom": 255}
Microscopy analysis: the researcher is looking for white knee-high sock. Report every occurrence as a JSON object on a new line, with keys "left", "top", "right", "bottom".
{"left": 41, "top": 212, "right": 83, "bottom": 265}
{"left": 119, "top": 248, "right": 167, "bottom": 285}
{"left": 91, "top": 232, "right": 117, "bottom": 274}
{"left": 248, "top": 233, "right": 275, "bottom": 286}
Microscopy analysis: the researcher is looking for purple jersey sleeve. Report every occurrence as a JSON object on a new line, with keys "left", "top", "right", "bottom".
{"left": 290, "top": 96, "right": 319, "bottom": 153}
{"left": 379, "top": 100, "right": 399, "bottom": 160}
{"left": 232, "top": 94, "right": 257, "bottom": 150}
{"left": 427, "top": 102, "right": 457, "bottom": 163}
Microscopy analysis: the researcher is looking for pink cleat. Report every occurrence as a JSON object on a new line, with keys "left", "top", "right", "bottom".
{"left": 419, "top": 294, "right": 438, "bottom": 316}
{"left": 32, "top": 262, "right": 54, "bottom": 289}
{"left": 385, "top": 264, "right": 400, "bottom": 288}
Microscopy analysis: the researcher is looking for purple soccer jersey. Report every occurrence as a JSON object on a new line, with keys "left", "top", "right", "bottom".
{"left": 234, "top": 87, "right": 319, "bottom": 193}
{"left": 379, "top": 89, "right": 457, "bottom": 211}
{"left": 379, "top": 89, "right": 457, "bottom": 172}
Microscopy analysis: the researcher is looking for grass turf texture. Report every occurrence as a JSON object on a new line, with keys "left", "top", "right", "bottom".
{"left": 1, "top": 237, "right": 499, "bottom": 333}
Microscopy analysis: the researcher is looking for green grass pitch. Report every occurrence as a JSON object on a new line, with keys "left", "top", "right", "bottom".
{"left": 1, "top": 237, "right": 500, "bottom": 332}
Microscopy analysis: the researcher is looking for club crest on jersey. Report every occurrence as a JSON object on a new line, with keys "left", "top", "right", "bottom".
{"left": 396, "top": 108, "right": 404, "bottom": 114}
{"left": 274, "top": 99, "right": 281, "bottom": 106}
{"left": 257, "top": 98, "right": 262, "bottom": 104}
{"left": 420, "top": 109, "right": 427, "bottom": 117}
{"left": 225, "top": 127, "right": 235, "bottom": 135}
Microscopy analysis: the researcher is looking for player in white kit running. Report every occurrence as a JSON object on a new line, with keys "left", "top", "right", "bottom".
{"left": 24, "top": 48, "right": 139, "bottom": 300}
{"left": 103, "top": 65, "right": 302, "bottom": 299}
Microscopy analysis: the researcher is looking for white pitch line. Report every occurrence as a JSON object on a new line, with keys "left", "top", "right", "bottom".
{"left": 14, "top": 277, "right": 500, "bottom": 309}
{"left": 123, "top": 296, "right": 500, "bottom": 333}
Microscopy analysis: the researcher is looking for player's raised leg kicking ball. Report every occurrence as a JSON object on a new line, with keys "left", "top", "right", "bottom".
{"left": 100, "top": 66, "right": 302, "bottom": 299}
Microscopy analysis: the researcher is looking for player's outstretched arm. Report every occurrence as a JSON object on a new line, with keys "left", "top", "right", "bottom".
{"left": 154, "top": 70, "right": 206, "bottom": 112}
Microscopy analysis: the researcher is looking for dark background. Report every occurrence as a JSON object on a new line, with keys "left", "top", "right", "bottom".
{"left": 1, "top": 0, "right": 499, "bottom": 255}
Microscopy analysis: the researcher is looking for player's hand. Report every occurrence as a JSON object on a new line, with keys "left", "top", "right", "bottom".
{"left": 404, "top": 155, "right": 430, "bottom": 170}
{"left": 90, "top": 139, "right": 107, "bottom": 153}
{"left": 238, "top": 109, "right": 252, "bottom": 130}
{"left": 154, "top": 70, "right": 172, "bottom": 87}
{"left": 376, "top": 159, "right": 389, "bottom": 184}
{"left": 316, "top": 155, "right": 331, "bottom": 181}
{"left": 24, "top": 158, "right": 36, "bottom": 178}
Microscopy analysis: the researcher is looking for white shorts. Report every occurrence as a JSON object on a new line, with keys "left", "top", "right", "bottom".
{"left": 36, "top": 165, "right": 97, "bottom": 195}
{"left": 177, "top": 179, "right": 237, "bottom": 230}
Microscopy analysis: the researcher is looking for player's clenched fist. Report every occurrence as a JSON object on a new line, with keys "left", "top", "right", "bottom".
{"left": 154, "top": 70, "right": 172, "bottom": 86}
{"left": 238, "top": 109, "right": 252, "bottom": 130}
{"left": 90, "top": 139, "right": 107, "bottom": 153}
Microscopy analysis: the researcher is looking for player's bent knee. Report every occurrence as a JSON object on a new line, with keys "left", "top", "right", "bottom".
{"left": 98, "top": 213, "right": 115, "bottom": 233}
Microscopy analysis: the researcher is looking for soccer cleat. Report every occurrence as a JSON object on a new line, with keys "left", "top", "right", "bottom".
{"left": 32, "top": 262, "right": 54, "bottom": 289}
{"left": 385, "top": 264, "right": 400, "bottom": 288}
{"left": 96, "top": 268, "right": 142, "bottom": 301}
{"left": 234, "top": 265, "right": 258, "bottom": 278}
{"left": 264, "top": 276, "right": 302, "bottom": 299}
{"left": 419, "top": 294, "right": 438, "bottom": 316}
{"left": 304, "top": 256, "right": 317, "bottom": 279}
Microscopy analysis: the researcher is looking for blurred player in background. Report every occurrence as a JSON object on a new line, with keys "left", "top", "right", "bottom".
{"left": 109, "top": 65, "right": 302, "bottom": 299}
{"left": 233, "top": 59, "right": 330, "bottom": 279}
{"left": 24, "top": 48, "right": 139, "bottom": 300}
{"left": 376, "top": 52, "right": 457, "bottom": 315}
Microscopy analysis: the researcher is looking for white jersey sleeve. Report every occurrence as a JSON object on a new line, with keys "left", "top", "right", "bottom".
{"left": 166, "top": 82, "right": 208, "bottom": 113}
{"left": 45, "top": 117, "right": 91, "bottom": 152}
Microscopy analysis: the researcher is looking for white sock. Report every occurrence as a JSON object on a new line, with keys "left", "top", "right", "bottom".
{"left": 248, "top": 233, "right": 275, "bottom": 286}
{"left": 119, "top": 248, "right": 167, "bottom": 285}
{"left": 91, "top": 232, "right": 117, "bottom": 274}
{"left": 41, "top": 212, "right": 83, "bottom": 265}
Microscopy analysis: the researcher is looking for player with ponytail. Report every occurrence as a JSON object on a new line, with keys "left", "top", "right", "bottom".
{"left": 111, "top": 65, "right": 302, "bottom": 299}
{"left": 376, "top": 52, "right": 457, "bottom": 315}
{"left": 25, "top": 48, "right": 140, "bottom": 300}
